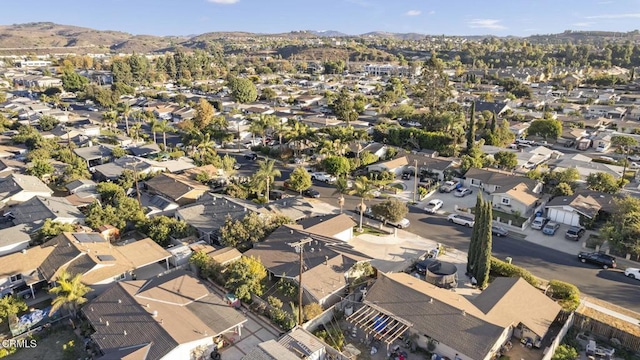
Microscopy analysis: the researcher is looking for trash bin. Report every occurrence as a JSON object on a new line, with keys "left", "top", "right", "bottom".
{"left": 505, "top": 257, "right": 512, "bottom": 264}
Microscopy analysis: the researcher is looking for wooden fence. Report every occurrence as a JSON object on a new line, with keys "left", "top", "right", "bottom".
{"left": 573, "top": 311, "right": 640, "bottom": 352}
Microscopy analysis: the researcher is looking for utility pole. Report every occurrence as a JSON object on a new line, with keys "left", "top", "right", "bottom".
{"left": 289, "top": 237, "right": 313, "bottom": 325}
{"left": 412, "top": 159, "right": 418, "bottom": 203}
{"left": 132, "top": 159, "right": 142, "bottom": 207}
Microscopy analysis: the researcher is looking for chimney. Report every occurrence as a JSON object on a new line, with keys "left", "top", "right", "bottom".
{"left": 324, "top": 255, "right": 329, "bottom": 265}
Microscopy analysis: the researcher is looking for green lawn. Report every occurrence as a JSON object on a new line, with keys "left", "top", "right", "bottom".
{"left": 8, "top": 327, "right": 87, "bottom": 360}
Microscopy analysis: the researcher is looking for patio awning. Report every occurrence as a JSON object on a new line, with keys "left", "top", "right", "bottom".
{"left": 346, "top": 301, "right": 412, "bottom": 346}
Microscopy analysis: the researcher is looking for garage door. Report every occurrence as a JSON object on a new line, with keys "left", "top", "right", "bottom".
{"left": 548, "top": 208, "right": 581, "bottom": 226}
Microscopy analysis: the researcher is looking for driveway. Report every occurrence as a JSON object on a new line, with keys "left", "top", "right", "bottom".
{"left": 422, "top": 188, "right": 478, "bottom": 215}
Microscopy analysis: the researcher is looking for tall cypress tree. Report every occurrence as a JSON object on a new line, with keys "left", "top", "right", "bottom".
{"left": 467, "top": 193, "right": 484, "bottom": 275}
{"left": 466, "top": 102, "right": 476, "bottom": 152}
{"left": 490, "top": 112, "right": 497, "bottom": 133}
{"left": 475, "top": 201, "right": 494, "bottom": 289}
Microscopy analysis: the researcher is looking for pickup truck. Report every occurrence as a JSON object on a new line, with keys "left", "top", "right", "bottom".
{"left": 311, "top": 172, "right": 337, "bottom": 184}
{"left": 439, "top": 180, "right": 461, "bottom": 193}
{"left": 447, "top": 214, "right": 475, "bottom": 227}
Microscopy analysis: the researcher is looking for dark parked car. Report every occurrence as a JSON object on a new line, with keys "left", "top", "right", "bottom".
{"left": 243, "top": 152, "right": 258, "bottom": 160}
{"left": 269, "top": 190, "right": 287, "bottom": 200}
{"left": 491, "top": 225, "right": 509, "bottom": 237}
{"left": 565, "top": 226, "right": 586, "bottom": 241}
{"left": 578, "top": 251, "right": 616, "bottom": 269}
{"left": 302, "top": 188, "right": 320, "bottom": 198}
{"left": 354, "top": 206, "right": 376, "bottom": 219}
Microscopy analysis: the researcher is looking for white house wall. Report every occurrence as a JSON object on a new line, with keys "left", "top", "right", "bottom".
{"left": 0, "top": 240, "right": 30, "bottom": 257}
{"left": 163, "top": 336, "right": 213, "bottom": 360}
{"left": 333, "top": 228, "right": 352, "bottom": 242}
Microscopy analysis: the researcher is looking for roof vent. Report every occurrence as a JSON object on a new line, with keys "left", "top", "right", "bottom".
{"left": 429, "top": 298, "right": 433, "bottom": 304}
{"left": 160, "top": 319, "right": 164, "bottom": 324}
{"left": 118, "top": 299, "right": 121, "bottom": 304}
{"left": 152, "top": 310, "right": 158, "bottom": 317}
{"left": 123, "top": 330, "right": 127, "bottom": 336}
{"left": 145, "top": 303, "right": 150, "bottom": 308}
{"left": 106, "top": 321, "right": 109, "bottom": 326}
{"left": 290, "top": 230, "right": 294, "bottom": 234}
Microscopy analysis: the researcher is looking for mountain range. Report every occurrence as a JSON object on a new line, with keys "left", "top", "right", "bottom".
{"left": 0, "top": 22, "right": 638, "bottom": 55}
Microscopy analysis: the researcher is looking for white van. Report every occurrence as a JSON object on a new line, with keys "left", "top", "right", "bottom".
{"left": 531, "top": 217, "right": 547, "bottom": 230}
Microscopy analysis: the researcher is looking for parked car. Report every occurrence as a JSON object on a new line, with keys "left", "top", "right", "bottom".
{"left": 629, "top": 155, "right": 640, "bottom": 161}
{"left": 354, "top": 206, "right": 376, "bottom": 219}
{"left": 269, "top": 190, "right": 287, "bottom": 200}
{"left": 625, "top": 268, "right": 640, "bottom": 280}
{"left": 302, "top": 188, "right": 320, "bottom": 198}
{"left": 311, "top": 172, "right": 337, "bottom": 184}
{"left": 491, "top": 225, "right": 509, "bottom": 237}
{"left": 401, "top": 172, "right": 412, "bottom": 180}
{"left": 530, "top": 217, "right": 549, "bottom": 230}
{"left": 243, "top": 152, "right": 258, "bottom": 160}
{"left": 447, "top": 214, "right": 475, "bottom": 227}
{"left": 565, "top": 226, "right": 586, "bottom": 241}
{"left": 381, "top": 216, "right": 411, "bottom": 229}
{"left": 424, "top": 199, "right": 444, "bottom": 214}
{"left": 542, "top": 222, "right": 561, "bottom": 235}
{"left": 453, "top": 187, "right": 473, "bottom": 197}
{"left": 439, "top": 180, "right": 461, "bottom": 193}
{"left": 578, "top": 251, "right": 616, "bottom": 269}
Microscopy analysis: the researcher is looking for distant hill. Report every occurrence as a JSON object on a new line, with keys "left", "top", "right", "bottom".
{"left": 0, "top": 22, "right": 637, "bottom": 54}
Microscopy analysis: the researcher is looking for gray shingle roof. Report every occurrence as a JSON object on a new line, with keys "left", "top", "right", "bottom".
{"left": 0, "top": 174, "right": 52, "bottom": 200}
{"left": 364, "top": 273, "right": 505, "bottom": 360}
{"left": 175, "top": 195, "right": 250, "bottom": 234}
{"left": 10, "top": 196, "right": 84, "bottom": 226}
{"left": 0, "top": 224, "right": 31, "bottom": 249}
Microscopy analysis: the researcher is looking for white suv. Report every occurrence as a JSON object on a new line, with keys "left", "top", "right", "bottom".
{"left": 311, "top": 172, "right": 337, "bottom": 184}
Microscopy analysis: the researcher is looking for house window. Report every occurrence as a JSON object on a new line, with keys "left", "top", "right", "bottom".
{"left": 471, "top": 179, "right": 482, "bottom": 186}
{"left": 114, "top": 273, "right": 126, "bottom": 282}
{"left": 10, "top": 274, "right": 22, "bottom": 283}
{"left": 501, "top": 197, "right": 511, "bottom": 205}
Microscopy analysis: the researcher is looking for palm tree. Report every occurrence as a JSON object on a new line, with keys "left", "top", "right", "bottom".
{"left": 284, "top": 120, "right": 314, "bottom": 157}
{"left": 332, "top": 177, "right": 351, "bottom": 214}
{"left": 253, "top": 159, "right": 281, "bottom": 202}
{"left": 49, "top": 270, "right": 92, "bottom": 318}
{"left": 149, "top": 118, "right": 162, "bottom": 144}
{"left": 129, "top": 122, "right": 142, "bottom": 143}
{"left": 118, "top": 103, "right": 131, "bottom": 135}
{"left": 350, "top": 176, "right": 376, "bottom": 232}
{"left": 102, "top": 111, "right": 117, "bottom": 130}
{"left": 157, "top": 120, "right": 175, "bottom": 149}
{"left": 196, "top": 132, "right": 217, "bottom": 156}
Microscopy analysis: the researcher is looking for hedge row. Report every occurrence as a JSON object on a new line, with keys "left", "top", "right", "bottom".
{"left": 490, "top": 256, "right": 540, "bottom": 287}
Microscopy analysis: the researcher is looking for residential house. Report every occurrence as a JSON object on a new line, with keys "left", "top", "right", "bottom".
{"left": 348, "top": 273, "right": 561, "bottom": 360}
{"left": 586, "top": 105, "right": 627, "bottom": 119}
{"left": 264, "top": 196, "right": 327, "bottom": 221}
{"left": 243, "top": 327, "right": 349, "bottom": 360}
{"left": 544, "top": 192, "right": 611, "bottom": 226}
{"left": 172, "top": 106, "right": 196, "bottom": 122}
{"left": 129, "top": 143, "right": 161, "bottom": 157}
{"left": 0, "top": 224, "right": 31, "bottom": 256}
{"left": 74, "top": 145, "right": 113, "bottom": 169}
{"left": 295, "top": 214, "right": 356, "bottom": 242}
{"left": 35, "top": 232, "right": 172, "bottom": 293}
{"left": 509, "top": 122, "right": 530, "bottom": 137}
{"left": 0, "top": 245, "right": 53, "bottom": 298}
{"left": 515, "top": 146, "right": 563, "bottom": 170}
{"left": 83, "top": 270, "right": 247, "bottom": 360}
{"left": 6, "top": 196, "right": 85, "bottom": 228}
{"left": 299, "top": 115, "right": 342, "bottom": 128}
{"left": 175, "top": 194, "right": 258, "bottom": 243}
{"left": 64, "top": 179, "right": 100, "bottom": 207}
{"left": 0, "top": 173, "right": 53, "bottom": 207}
{"left": 65, "top": 179, "right": 97, "bottom": 195}
{"left": 548, "top": 154, "right": 625, "bottom": 181}
{"left": 463, "top": 168, "right": 542, "bottom": 194}
{"left": 591, "top": 132, "right": 612, "bottom": 152}
{"left": 205, "top": 246, "right": 243, "bottom": 267}
{"left": 348, "top": 142, "right": 387, "bottom": 159}
{"left": 0, "top": 158, "right": 27, "bottom": 177}
{"left": 474, "top": 101, "right": 510, "bottom": 116}
{"left": 244, "top": 225, "right": 370, "bottom": 307}
{"left": 92, "top": 156, "right": 165, "bottom": 182}
{"left": 13, "top": 75, "right": 62, "bottom": 88}
{"left": 145, "top": 173, "right": 209, "bottom": 206}
{"left": 406, "top": 154, "right": 459, "bottom": 181}
{"left": 367, "top": 156, "right": 409, "bottom": 176}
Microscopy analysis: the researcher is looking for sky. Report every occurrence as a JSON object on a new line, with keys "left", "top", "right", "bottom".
{"left": 1, "top": 0, "right": 640, "bottom": 37}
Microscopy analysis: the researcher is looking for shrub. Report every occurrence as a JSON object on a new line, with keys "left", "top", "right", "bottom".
{"left": 552, "top": 344, "right": 578, "bottom": 360}
{"left": 314, "top": 327, "right": 345, "bottom": 350}
{"left": 267, "top": 296, "right": 283, "bottom": 309}
{"left": 269, "top": 307, "right": 296, "bottom": 330}
{"left": 303, "top": 303, "right": 323, "bottom": 321}
{"left": 490, "top": 257, "right": 540, "bottom": 287}
{"left": 548, "top": 280, "right": 581, "bottom": 312}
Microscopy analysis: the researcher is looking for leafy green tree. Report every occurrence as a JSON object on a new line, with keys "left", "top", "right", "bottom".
{"left": 494, "top": 151, "right": 518, "bottom": 170}
{"left": 359, "top": 151, "right": 379, "bottom": 167}
{"left": 418, "top": 53, "right": 452, "bottom": 112}
{"left": 332, "top": 88, "right": 358, "bottom": 125}
{"left": 586, "top": 172, "right": 622, "bottom": 194}
{"left": 38, "top": 115, "right": 59, "bottom": 131}
{"left": 49, "top": 270, "right": 92, "bottom": 318}
{"left": 552, "top": 345, "right": 579, "bottom": 360}
{"left": 61, "top": 70, "right": 88, "bottom": 92}
{"left": 527, "top": 119, "right": 563, "bottom": 140}
{"left": 601, "top": 196, "right": 640, "bottom": 258}
{"left": 322, "top": 156, "right": 351, "bottom": 176}
{"left": 552, "top": 182, "right": 574, "bottom": 197}
{"left": 547, "top": 168, "right": 580, "bottom": 186}
{"left": 288, "top": 166, "right": 312, "bottom": 194}
{"left": 371, "top": 199, "right": 408, "bottom": 223}
{"left": 26, "top": 159, "right": 54, "bottom": 179}
{"left": 252, "top": 159, "right": 281, "bottom": 201}
{"left": 157, "top": 120, "right": 175, "bottom": 149}
{"left": 96, "top": 182, "right": 126, "bottom": 205}
{"left": 228, "top": 77, "right": 258, "bottom": 103}
{"left": 111, "top": 146, "right": 127, "bottom": 159}
{"left": 137, "top": 216, "right": 194, "bottom": 247}
{"left": 35, "top": 219, "right": 75, "bottom": 244}
{"left": 225, "top": 256, "right": 267, "bottom": 301}
{"left": 193, "top": 98, "right": 214, "bottom": 130}
{"left": 612, "top": 135, "right": 638, "bottom": 181}
{"left": 0, "top": 295, "right": 27, "bottom": 324}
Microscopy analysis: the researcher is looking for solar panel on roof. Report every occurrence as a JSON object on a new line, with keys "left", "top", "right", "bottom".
{"left": 73, "top": 233, "right": 106, "bottom": 243}
{"left": 96, "top": 254, "right": 116, "bottom": 262}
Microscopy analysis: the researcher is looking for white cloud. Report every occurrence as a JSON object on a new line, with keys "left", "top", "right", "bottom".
{"left": 467, "top": 19, "right": 507, "bottom": 30}
{"left": 586, "top": 13, "right": 640, "bottom": 19}
{"left": 572, "top": 22, "right": 594, "bottom": 27}
{"left": 405, "top": 10, "right": 421, "bottom": 16}
{"left": 207, "top": 0, "right": 239, "bottom": 4}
